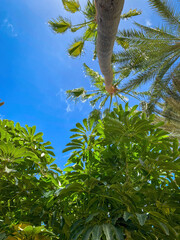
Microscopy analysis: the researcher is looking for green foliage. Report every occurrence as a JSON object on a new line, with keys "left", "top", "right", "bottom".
{"left": 50, "top": 0, "right": 180, "bottom": 138}
{"left": 49, "top": 17, "right": 71, "bottom": 33}
{"left": 113, "top": 0, "right": 180, "bottom": 136}
{"left": 0, "top": 120, "right": 61, "bottom": 238}
{"left": 116, "top": 21, "right": 180, "bottom": 92}
{"left": 115, "top": 0, "right": 180, "bottom": 107}
{"left": 0, "top": 105, "right": 180, "bottom": 239}
{"left": 151, "top": 67, "right": 180, "bottom": 139}
{"left": 120, "top": 9, "right": 141, "bottom": 19}
{"left": 68, "top": 41, "right": 84, "bottom": 57}
{"left": 62, "top": 0, "right": 80, "bottom": 13}
{"left": 49, "top": 0, "right": 96, "bottom": 57}
{"left": 66, "top": 64, "right": 150, "bottom": 109}
{"left": 148, "top": 0, "right": 180, "bottom": 27}
{"left": 54, "top": 104, "right": 179, "bottom": 239}
{"left": 49, "top": 0, "right": 141, "bottom": 57}
{"left": 4, "top": 223, "right": 55, "bottom": 240}
{"left": 1, "top": 1, "right": 180, "bottom": 239}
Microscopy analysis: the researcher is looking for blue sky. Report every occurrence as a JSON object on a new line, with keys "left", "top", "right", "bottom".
{"left": 0, "top": 0, "right": 176, "bottom": 168}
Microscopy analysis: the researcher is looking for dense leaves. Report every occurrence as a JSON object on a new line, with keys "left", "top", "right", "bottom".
{"left": 1, "top": 0, "right": 180, "bottom": 239}
{"left": 44, "top": 104, "right": 180, "bottom": 239}
{"left": 0, "top": 120, "right": 61, "bottom": 239}
{"left": 114, "top": 0, "right": 180, "bottom": 136}
{"left": 1, "top": 105, "right": 180, "bottom": 239}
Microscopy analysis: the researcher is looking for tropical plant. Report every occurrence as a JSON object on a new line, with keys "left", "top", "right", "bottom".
{"left": 49, "top": 0, "right": 141, "bottom": 93}
{"left": 0, "top": 119, "right": 61, "bottom": 239}
{"left": 1, "top": 104, "right": 179, "bottom": 239}
{"left": 50, "top": 0, "right": 179, "bottom": 100}
{"left": 49, "top": 0, "right": 140, "bottom": 58}
{"left": 43, "top": 104, "right": 180, "bottom": 239}
{"left": 50, "top": 0, "right": 180, "bottom": 135}
{"left": 1, "top": 1, "right": 180, "bottom": 239}
{"left": 115, "top": 0, "right": 180, "bottom": 107}
{"left": 66, "top": 63, "right": 150, "bottom": 109}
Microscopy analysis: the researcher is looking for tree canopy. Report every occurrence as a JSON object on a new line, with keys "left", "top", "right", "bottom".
{"left": 0, "top": 105, "right": 180, "bottom": 239}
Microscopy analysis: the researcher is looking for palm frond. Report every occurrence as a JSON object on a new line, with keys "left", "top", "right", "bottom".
{"left": 90, "top": 95, "right": 104, "bottom": 107}
{"left": 66, "top": 88, "right": 87, "bottom": 102}
{"left": 84, "top": 63, "right": 104, "bottom": 89}
{"left": 62, "top": 0, "right": 80, "bottom": 13}
{"left": 148, "top": 0, "right": 180, "bottom": 28}
{"left": 49, "top": 17, "right": 71, "bottom": 33}
{"left": 155, "top": 113, "right": 180, "bottom": 139}
{"left": 154, "top": 54, "right": 179, "bottom": 85}
{"left": 172, "top": 63, "right": 180, "bottom": 92}
{"left": 134, "top": 22, "right": 179, "bottom": 40}
{"left": 120, "top": 9, "right": 142, "bottom": 19}
{"left": 84, "top": 0, "right": 96, "bottom": 20}
{"left": 99, "top": 95, "right": 109, "bottom": 108}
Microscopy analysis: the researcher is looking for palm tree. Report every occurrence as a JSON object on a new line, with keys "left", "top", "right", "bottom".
{"left": 49, "top": 0, "right": 141, "bottom": 92}
{"left": 50, "top": 0, "right": 180, "bottom": 136}
{"left": 95, "top": 0, "right": 125, "bottom": 94}
{"left": 66, "top": 64, "right": 149, "bottom": 110}
{"left": 115, "top": 0, "right": 180, "bottom": 103}
{"left": 114, "top": 0, "right": 180, "bottom": 136}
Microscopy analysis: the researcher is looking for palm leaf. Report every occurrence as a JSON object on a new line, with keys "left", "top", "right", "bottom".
{"left": 148, "top": 0, "right": 180, "bottom": 27}
{"left": 62, "top": 0, "right": 80, "bottom": 13}
{"left": 120, "top": 9, "right": 142, "bottom": 19}
{"left": 68, "top": 40, "right": 84, "bottom": 57}
{"left": 49, "top": 17, "right": 71, "bottom": 33}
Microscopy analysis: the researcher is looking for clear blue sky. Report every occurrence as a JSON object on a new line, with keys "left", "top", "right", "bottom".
{"left": 0, "top": 0, "right": 176, "bottom": 168}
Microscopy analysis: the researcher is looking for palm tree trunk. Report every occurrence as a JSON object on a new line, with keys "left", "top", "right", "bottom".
{"left": 95, "top": 0, "right": 125, "bottom": 93}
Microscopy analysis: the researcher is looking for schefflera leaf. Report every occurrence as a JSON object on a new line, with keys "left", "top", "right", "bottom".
{"left": 49, "top": 17, "right": 71, "bottom": 33}
{"left": 68, "top": 40, "right": 84, "bottom": 57}
{"left": 62, "top": 0, "right": 80, "bottom": 13}
{"left": 136, "top": 213, "right": 148, "bottom": 226}
{"left": 102, "top": 224, "right": 124, "bottom": 240}
{"left": 91, "top": 225, "right": 102, "bottom": 240}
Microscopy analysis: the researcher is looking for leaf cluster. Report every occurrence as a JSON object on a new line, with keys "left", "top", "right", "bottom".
{"left": 0, "top": 120, "right": 61, "bottom": 238}
{"left": 46, "top": 104, "right": 180, "bottom": 239}
{"left": 0, "top": 104, "right": 180, "bottom": 239}
{"left": 49, "top": 0, "right": 141, "bottom": 58}
{"left": 66, "top": 64, "right": 150, "bottom": 109}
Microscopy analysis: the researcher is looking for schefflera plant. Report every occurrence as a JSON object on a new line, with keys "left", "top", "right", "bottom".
{"left": 48, "top": 103, "right": 180, "bottom": 240}
{"left": 0, "top": 119, "right": 62, "bottom": 238}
